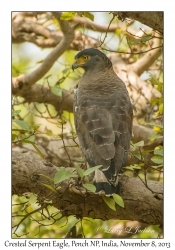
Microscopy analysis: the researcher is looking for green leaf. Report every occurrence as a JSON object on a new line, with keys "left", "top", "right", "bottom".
{"left": 51, "top": 86, "right": 62, "bottom": 97}
{"left": 12, "top": 110, "right": 21, "bottom": 117}
{"left": 83, "top": 165, "right": 102, "bottom": 176}
{"left": 148, "top": 134, "right": 163, "bottom": 142}
{"left": 154, "top": 149, "right": 163, "bottom": 156}
{"left": 12, "top": 133, "right": 18, "bottom": 141}
{"left": 102, "top": 196, "right": 116, "bottom": 211}
{"left": 77, "top": 157, "right": 86, "bottom": 162}
{"left": 124, "top": 164, "right": 142, "bottom": 171}
{"left": 159, "top": 103, "right": 163, "bottom": 115}
{"left": 43, "top": 199, "right": 53, "bottom": 204}
{"left": 153, "top": 126, "right": 163, "bottom": 133}
{"left": 60, "top": 12, "right": 76, "bottom": 20}
{"left": 132, "top": 151, "right": 142, "bottom": 161}
{"left": 148, "top": 72, "right": 159, "bottom": 85}
{"left": 82, "top": 12, "right": 94, "bottom": 21}
{"left": 123, "top": 166, "right": 134, "bottom": 171}
{"left": 33, "top": 144, "right": 45, "bottom": 159}
{"left": 132, "top": 140, "right": 144, "bottom": 147}
{"left": 131, "top": 164, "right": 142, "bottom": 170}
{"left": 113, "top": 194, "right": 125, "bottom": 208}
{"left": 13, "top": 120, "right": 30, "bottom": 131}
{"left": 151, "top": 164, "right": 163, "bottom": 169}
{"left": 23, "top": 192, "right": 36, "bottom": 200}
{"left": 31, "top": 124, "right": 40, "bottom": 130}
{"left": 151, "top": 97, "right": 163, "bottom": 105}
{"left": 45, "top": 128, "right": 53, "bottom": 136}
{"left": 28, "top": 194, "right": 37, "bottom": 204}
{"left": 12, "top": 129, "right": 27, "bottom": 132}
{"left": 20, "top": 139, "right": 35, "bottom": 144}
{"left": 38, "top": 174, "right": 54, "bottom": 183}
{"left": 40, "top": 183, "right": 57, "bottom": 193}
{"left": 141, "top": 36, "right": 151, "bottom": 43}
{"left": 127, "top": 39, "right": 140, "bottom": 46}
{"left": 74, "top": 163, "right": 84, "bottom": 178}
{"left": 151, "top": 155, "right": 163, "bottom": 164}
{"left": 141, "top": 150, "right": 154, "bottom": 155}
{"left": 82, "top": 183, "right": 96, "bottom": 193}
{"left": 21, "top": 140, "right": 45, "bottom": 159}
{"left": 147, "top": 123, "right": 163, "bottom": 129}
{"left": 157, "top": 82, "right": 163, "bottom": 92}
{"left": 54, "top": 168, "right": 78, "bottom": 184}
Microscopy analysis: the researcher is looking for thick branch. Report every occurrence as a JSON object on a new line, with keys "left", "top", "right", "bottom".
{"left": 114, "top": 12, "right": 163, "bottom": 34}
{"left": 12, "top": 18, "right": 99, "bottom": 50}
{"left": 72, "top": 15, "right": 120, "bottom": 32}
{"left": 12, "top": 72, "right": 161, "bottom": 122}
{"left": 12, "top": 83, "right": 74, "bottom": 114}
{"left": 128, "top": 37, "right": 162, "bottom": 76}
{"left": 12, "top": 12, "right": 74, "bottom": 90}
{"left": 12, "top": 151, "right": 163, "bottom": 224}
{"left": 108, "top": 54, "right": 161, "bottom": 117}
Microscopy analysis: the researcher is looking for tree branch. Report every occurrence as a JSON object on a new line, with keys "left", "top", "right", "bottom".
{"left": 128, "top": 37, "right": 162, "bottom": 76}
{"left": 72, "top": 15, "right": 120, "bottom": 32}
{"left": 12, "top": 12, "right": 74, "bottom": 90}
{"left": 12, "top": 15, "right": 100, "bottom": 50}
{"left": 108, "top": 54, "right": 161, "bottom": 118}
{"left": 114, "top": 12, "right": 163, "bottom": 34}
{"left": 12, "top": 84, "right": 74, "bottom": 114}
{"left": 12, "top": 151, "right": 163, "bottom": 224}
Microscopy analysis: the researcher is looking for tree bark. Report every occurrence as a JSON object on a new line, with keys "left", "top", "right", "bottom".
{"left": 12, "top": 151, "right": 163, "bottom": 225}
{"left": 114, "top": 12, "right": 163, "bottom": 34}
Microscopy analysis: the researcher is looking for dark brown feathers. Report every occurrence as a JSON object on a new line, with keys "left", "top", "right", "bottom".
{"left": 73, "top": 48, "right": 133, "bottom": 195}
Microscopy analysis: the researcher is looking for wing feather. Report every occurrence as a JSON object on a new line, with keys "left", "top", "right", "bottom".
{"left": 74, "top": 88, "right": 132, "bottom": 176}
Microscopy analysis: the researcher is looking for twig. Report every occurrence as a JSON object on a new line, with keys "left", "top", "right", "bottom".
{"left": 99, "top": 14, "right": 115, "bottom": 47}
{"left": 102, "top": 45, "right": 162, "bottom": 55}
{"left": 140, "top": 28, "right": 163, "bottom": 39}
{"left": 12, "top": 204, "right": 47, "bottom": 234}
{"left": 44, "top": 103, "right": 59, "bottom": 118}
{"left": 126, "top": 30, "right": 163, "bottom": 40}
{"left": 12, "top": 130, "right": 37, "bottom": 144}
{"left": 72, "top": 15, "right": 120, "bottom": 33}
{"left": 59, "top": 121, "right": 72, "bottom": 166}
{"left": 130, "top": 150, "right": 163, "bottom": 195}
{"left": 134, "top": 170, "right": 163, "bottom": 196}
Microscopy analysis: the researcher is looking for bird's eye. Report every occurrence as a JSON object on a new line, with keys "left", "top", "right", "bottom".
{"left": 83, "top": 55, "right": 89, "bottom": 61}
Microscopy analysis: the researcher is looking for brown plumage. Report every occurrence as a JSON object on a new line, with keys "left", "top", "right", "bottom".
{"left": 72, "top": 48, "right": 133, "bottom": 196}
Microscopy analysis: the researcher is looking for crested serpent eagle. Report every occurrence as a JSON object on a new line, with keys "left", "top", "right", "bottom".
{"left": 72, "top": 48, "right": 133, "bottom": 196}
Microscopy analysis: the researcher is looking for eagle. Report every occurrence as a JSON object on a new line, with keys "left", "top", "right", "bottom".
{"left": 72, "top": 48, "right": 133, "bottom": 196}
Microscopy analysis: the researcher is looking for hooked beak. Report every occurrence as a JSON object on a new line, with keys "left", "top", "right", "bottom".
{"left": 72, "top": 61, "right": 78, "bottom": 71}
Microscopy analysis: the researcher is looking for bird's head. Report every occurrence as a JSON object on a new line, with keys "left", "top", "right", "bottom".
{"left": 72, "top": 48, "right": 112, "bottom": 71}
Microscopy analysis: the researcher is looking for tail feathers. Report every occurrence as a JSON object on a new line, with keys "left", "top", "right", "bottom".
{"left": 93, "top": 169, "right": 120, "bottom": 196}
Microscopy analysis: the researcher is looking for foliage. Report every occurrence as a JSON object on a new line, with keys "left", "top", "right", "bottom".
{"left": 12, "top": 110, "right": 45, "bottom": 159}
{"left": 60, "top": 12, "right": 94, "bottom": 21}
